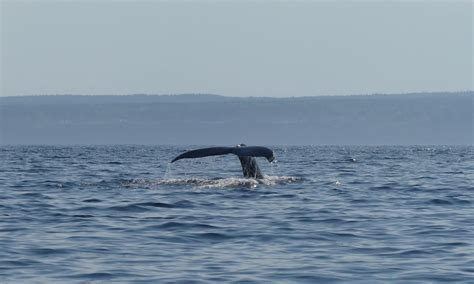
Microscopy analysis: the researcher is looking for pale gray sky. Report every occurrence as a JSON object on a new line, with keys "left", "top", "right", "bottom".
{"left": 1, "top": 0, "right": 472, "bottom": 97}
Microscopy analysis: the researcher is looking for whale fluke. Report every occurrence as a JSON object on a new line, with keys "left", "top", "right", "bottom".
{"left": 233, "top": 146, "right": 275, "bottom": 162}
{"left": 171, "top": 147, "right": 233, "bottom": 163}
{"left": 171, "top": 144, "right": 275, "bottom": 179}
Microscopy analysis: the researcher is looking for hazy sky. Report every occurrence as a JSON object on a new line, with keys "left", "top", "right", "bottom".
{"left": 1, "top": 0, "right": 472, "bottom": 97}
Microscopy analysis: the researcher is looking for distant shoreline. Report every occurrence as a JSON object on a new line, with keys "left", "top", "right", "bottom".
{"left": 1, "top": 90, "right": 473, "bottom": 99}
{"left": 1, "top": 92, "right": 472, "bottom": 145}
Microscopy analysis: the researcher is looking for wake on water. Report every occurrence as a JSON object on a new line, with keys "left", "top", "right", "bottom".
{"left": 119, "top": 158, "right": 301, "bottom": 189}
{"left": 122, "top": 176, "right": 301, "bottom": 189}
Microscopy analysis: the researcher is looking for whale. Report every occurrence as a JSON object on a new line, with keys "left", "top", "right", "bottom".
{"left": 171, "top": 144, "right": 275, "bottom": 179}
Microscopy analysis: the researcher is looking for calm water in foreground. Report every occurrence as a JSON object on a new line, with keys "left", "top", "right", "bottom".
{"left": 1, "top": 145, "right": 473, "bottom": 283}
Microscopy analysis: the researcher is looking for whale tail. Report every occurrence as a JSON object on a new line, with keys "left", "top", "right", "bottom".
{"left": 171, "top": 147, "right": 233, "bottom": 163}
{"left": 171, "top": 144, "right": 274, "bottom": 179}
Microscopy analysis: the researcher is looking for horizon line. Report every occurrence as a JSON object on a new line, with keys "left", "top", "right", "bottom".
{"left": 1, "top": 90, "right": 473, "bottom": 99}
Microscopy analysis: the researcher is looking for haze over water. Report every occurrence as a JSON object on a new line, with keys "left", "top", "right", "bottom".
{"left": 1, "top": 145, "right": 473, "bottom": 282}
{"left": 2, "top": 0, "right": 473, "bottom": 282}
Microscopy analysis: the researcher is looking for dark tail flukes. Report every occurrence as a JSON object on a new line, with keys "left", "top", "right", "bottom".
{"left": 170, "top": 145, "right": 275, "bottom": 178}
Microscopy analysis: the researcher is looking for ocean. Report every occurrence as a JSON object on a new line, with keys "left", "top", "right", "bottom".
{"left": 1, "top": 145, "right": 473, "bottom": 283}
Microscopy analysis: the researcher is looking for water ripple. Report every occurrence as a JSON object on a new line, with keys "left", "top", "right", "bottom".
{"left": 1, "top": 145, "right": 473, "bottom": 283}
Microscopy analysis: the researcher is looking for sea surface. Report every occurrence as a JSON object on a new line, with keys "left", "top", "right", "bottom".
{"left": 1, "top": 145, "right": 473, "bottom": 283}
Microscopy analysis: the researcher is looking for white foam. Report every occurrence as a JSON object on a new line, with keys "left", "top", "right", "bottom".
{"left": 122, "top": 175, "right": 301, "bottom": 189}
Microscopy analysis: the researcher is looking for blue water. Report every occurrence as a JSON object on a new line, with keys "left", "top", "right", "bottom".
{"left": 1, "top": 145, "right": 473, "bottom": 283}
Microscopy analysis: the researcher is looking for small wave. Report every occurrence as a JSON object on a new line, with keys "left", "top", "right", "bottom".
{"left": 82, "top": 198, "right": 102, "bottom": 203}
{"left": 427, "top": 198, "right": 471, "bottom": 206}
{"left": 108, "top": 204, "right": 154, "bottom": 212}
{"left": 67, "top": 272, "right": 116, "bottom": 280}
{"left": 190, "top": 232, "right": 234, "bottom": 242}
{"left": 150, "top": 221, "right": 220, "bottom": 230}
{"left": 29, "top": 248, "right": 71, "bottom": 256}
{"left": 134, "top": 201, "right": 175, "bottom": 208}
{"left": 107, "top": 200, "right": 194, "bottom": 212}
{"left": 0, "top": 259, "right": 43, "bottom": 268}
{"left": 389, "top": 249, "right": 432, "bottom": 257}
{"left": 71, "top": 214, "right": 94, "bottom": 218}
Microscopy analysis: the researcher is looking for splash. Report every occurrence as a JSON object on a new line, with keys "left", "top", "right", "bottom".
{"left": 122, "top": 175, "right": 301, "bottom": 189}
{"left": 163, "top": 162, "right": 173, "bottom": 179}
